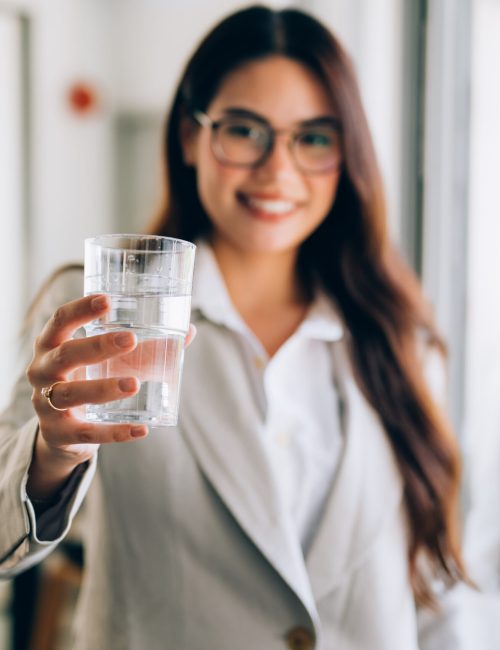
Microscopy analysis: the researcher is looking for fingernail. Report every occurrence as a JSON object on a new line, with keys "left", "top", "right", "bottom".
{"left": 91, "top": 296, "right": 108, "bottom": 312}
{"left": 118, "top": 377, "right": 137, "bottom": 392}
{"left": 185, "top": 324, "right": 197, "bottom": 348}
{"left": 131, "top": 426, "right": 147, "bottom": 438}
{"left": 115, "top": 332, "right": 135, "bottom": 348}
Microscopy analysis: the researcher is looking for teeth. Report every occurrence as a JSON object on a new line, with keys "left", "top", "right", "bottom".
{"left": 246, "top": 197, "right": 296, "bottom": 214}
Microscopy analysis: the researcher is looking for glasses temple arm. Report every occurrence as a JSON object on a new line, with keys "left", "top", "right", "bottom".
{"left": 192, "top": 110, "right": 212, "bottom": 127}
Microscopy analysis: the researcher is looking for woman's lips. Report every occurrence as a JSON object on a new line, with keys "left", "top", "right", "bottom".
{"left": 237, "top": 192, "right": 300, "bottom": 221}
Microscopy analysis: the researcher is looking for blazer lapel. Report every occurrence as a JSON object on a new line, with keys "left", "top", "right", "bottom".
{"left": 178, "top": 315, "right": 319, "bottom": 625}
{"left": 305, "top": 341, "right": 403, "bottom": 602}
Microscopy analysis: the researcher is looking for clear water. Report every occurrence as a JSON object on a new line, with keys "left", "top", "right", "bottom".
{"left": 83, "top": 293, "right": 190, "bottom": 426}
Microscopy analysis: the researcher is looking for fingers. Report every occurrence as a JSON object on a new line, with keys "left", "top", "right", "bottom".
{"left": 36, "top": 377, "right": 141, "bottom": 412}
{"left": 35, "top": 377, "right": 148, "bottom": 447}
{"left": 28, "top": 296, "right": 196, "bottom": 454}
{"left": 185, "top": 323, "right": 197, "bottom": 348}
{"left": 37, "top": 295, "right": 110, "bottom": 350}
{"left": 38, "top": 323, "right": 193, "bottom": 386}
{"left": 42, "top": 330, "right": 137, "bottom": 378}
{"left": 44, "top": 420, "right": 149, "bottom": 446}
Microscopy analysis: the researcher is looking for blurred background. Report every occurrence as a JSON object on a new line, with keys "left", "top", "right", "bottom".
{"left": 0, "top": 0, "right": 499, "bottom": 648}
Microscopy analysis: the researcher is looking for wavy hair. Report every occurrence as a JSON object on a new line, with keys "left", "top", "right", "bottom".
{"left": 149, "top": 5, "right": 468, "bottom": 606}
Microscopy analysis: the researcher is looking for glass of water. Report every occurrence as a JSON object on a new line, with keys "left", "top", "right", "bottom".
{"left": 83, "top": 234, "right": 196, "bottom": 426}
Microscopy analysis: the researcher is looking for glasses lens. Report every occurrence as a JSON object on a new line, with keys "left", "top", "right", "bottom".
{"left": 293, "top": 125, "right": 342, "bottom": 172}
{"left": 214, "top": 118, "right": 269, "bottom": 165}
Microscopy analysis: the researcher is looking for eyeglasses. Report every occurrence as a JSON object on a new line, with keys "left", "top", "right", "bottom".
{"left": 192, "top": 109, "right": 342, "bottom": 174}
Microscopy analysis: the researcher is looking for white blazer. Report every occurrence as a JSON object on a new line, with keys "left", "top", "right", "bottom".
{"left": 0, "top": 266, "right": 495, "bottom": 650}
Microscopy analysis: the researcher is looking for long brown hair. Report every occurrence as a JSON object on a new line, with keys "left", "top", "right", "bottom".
{"left": 150, "top": 5, "right": 467, "bottom": 605}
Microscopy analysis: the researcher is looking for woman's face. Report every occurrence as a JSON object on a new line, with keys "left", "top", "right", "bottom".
{"left": 183, "top": 55, "right": 341, "bottom": 256}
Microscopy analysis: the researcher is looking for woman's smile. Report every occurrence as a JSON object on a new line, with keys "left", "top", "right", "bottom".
{"left": 236, "top": 191, "right": 302, "bottom": 222}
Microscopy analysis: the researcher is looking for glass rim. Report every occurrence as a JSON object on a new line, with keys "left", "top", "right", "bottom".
{"left": 85, "top": 234, "right": 196, "bottom": 253}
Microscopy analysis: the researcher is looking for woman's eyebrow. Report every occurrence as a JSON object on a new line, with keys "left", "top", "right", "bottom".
{"left": 297, "top": 116, "right": 341, "bottom": 128}
{"left": 221, "top": 107, "right": 269, "bottom": 125}
{"left": 220, "top": 107, "right": 340, "bottom": 128}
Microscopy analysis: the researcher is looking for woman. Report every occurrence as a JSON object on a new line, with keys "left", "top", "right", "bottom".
{"left": 0, "top": 5, "right": 470, "bottom": 649}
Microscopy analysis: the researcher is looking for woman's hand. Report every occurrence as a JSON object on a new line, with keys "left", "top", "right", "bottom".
{"left": 26, "top": 294, "right": 195, "bottom": 498}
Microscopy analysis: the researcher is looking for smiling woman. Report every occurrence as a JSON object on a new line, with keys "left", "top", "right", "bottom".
{"left": 180, "top": 56, "right": 342, "bottom": 258}
{"left": 0, "top": 5, "right": 480, "bottom": 650}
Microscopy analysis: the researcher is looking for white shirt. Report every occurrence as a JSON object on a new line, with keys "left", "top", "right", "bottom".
{"left": 191, "top": 241, "right": 345, "bottom": 552}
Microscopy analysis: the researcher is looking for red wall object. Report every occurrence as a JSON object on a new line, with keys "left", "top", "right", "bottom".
{"left": 68, "top": 82, "right": 98, "bottom": 114}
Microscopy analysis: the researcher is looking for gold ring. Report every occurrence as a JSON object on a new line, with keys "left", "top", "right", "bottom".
{"left": 40, "top": 381, "right": 69, "bottom": 412}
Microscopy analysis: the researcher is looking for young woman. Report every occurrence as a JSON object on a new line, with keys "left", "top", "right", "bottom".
{"left": 0, "top": 5, "right": 471, "bottom": 649}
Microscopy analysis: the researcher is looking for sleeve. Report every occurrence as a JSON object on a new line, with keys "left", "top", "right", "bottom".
{"left": 418, "top": 584, "right": 500, "bottom": 649}
{"left": 0, "top": 267, "right": 97, "bottom": 578}
{"left": 416, "top": 340, "right": 500, "bottom": 648}
{"left": 462, "top": 364, "right": 500, "bottom": 592}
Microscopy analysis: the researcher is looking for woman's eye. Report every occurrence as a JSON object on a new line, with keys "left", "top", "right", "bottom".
{"left": 222, "top": 122, "right": 267, "bottom": 146}
{"left": 226, "top": 124, "right": 256, "bottom": 138}
{"left": 298, "top": 131, "right": 333, "bottom": 147}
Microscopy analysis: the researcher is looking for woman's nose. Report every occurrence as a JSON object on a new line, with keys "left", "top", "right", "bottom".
{"left": 255, "top": 135, "right": 298, "bottom": 179}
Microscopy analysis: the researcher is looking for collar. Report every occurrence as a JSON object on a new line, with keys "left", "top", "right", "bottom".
{"left": 191, "top": 239, "right": 344, "bottom": 342}
{"left": 296, "top": 290, "right": 344, "bottom": 342}
{"left": 191, "top": 239, "right": 249, "bottom": 333}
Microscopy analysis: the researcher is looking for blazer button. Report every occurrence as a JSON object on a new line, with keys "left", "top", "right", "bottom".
{"left": 285, "top": 626, "right": 315, "bottom": 650}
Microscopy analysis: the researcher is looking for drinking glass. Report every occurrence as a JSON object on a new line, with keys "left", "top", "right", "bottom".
{"left": 83, "top": 234, "right": 196, "bottom": 426}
